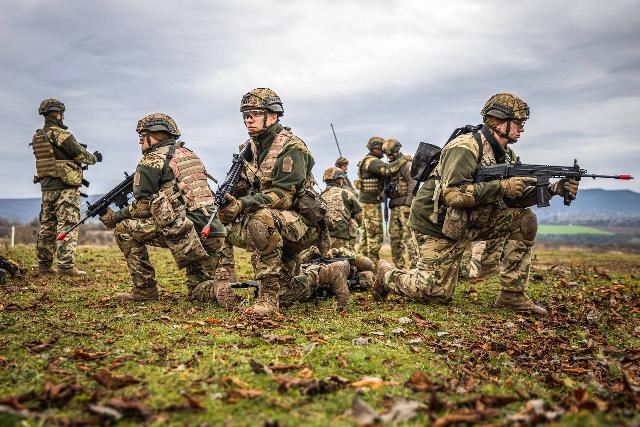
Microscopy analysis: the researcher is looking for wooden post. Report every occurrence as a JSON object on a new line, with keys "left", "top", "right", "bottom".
{"left": 11, "top": 225, "right": 15, "bottom": 247}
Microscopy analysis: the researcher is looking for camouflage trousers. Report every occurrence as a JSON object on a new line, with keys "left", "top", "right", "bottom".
{"left": 36, "top": 189, "right": 80, "bottom": 270}
{"left": 114, "top": 216, "right": 224, "bottom": 291}
{"left": 389, "top": 205, "right": 416, "bottom": 269}
{"left": 226, "top": 208, "right": 318, "bottom": 283}
{"left": 330, "top": 237, "right": 353, "bottom": 251}
{"left": 459, "top": 236, "right": 507, "bottom": 279}
{"left": 361, "top": 203, "right": 383, "bottom": 263}
{"left": 384, "top": 208, "right": 537, "bottom": 302}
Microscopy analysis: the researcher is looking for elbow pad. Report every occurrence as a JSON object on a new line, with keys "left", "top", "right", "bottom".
{"left": 443, "top": 185, "right": 476, "bottom": 209}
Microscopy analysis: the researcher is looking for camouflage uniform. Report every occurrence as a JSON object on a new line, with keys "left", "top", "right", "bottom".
{"left": 31, "top": 99, "right": 98, "bottom": 273}
{"left": 459, "top": 236, "right": 507, "bottom": 279}
{"left": 103, "top": 114, "right": 229, "bottom": 304}
{"left": 375, "top": 93, "right": 571, "bottom": 315}
{"left": 321, "top": 167, "right": 363, "bottom": 250}
{"left": 220, "top": 88, "right": 323, "bottom": 317}
{"left": 357, "top": 137, "right": 411, "bottom": 263}
{"left": 383, "top": 138, "right": 417, "bottom": 269}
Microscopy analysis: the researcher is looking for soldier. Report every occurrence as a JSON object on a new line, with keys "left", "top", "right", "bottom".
{"left": 373, "top": 93, "right": 580, "bottom": 315}
{"left": 321, "top": 167, "right": 363, "bottom": 250}
{"left": 382, "top": 138, "right": 417, "bottom": 269}
{"left": 99, "top": 113, "right": 235, "bottom": 307}
{"left": 335, "top": 156, "right": 357, "bottom": 194}
{"left": 459, "top": 237, "right": 507, "bottom": 279}
{"left": 218, "top": 88, "right": 343, "bottom": 318}
{"left": 356, "top": 137, "right": 411, "bottom": 263}
{"left": 31, "top": 99, "right": 100, "bottom": 276}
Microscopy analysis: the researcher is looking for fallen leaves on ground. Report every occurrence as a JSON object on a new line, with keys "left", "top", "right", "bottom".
{"left": 92, "top": 369, "right": 140, "bottom": 389}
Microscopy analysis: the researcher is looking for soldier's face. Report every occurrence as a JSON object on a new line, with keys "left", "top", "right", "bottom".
{"left": 496, "top": 120, "right": 525, "bottom": 144}
{"left": 340, "top": 164, "right": 348, "bottom": 173}
{"left": 138, "top": 132, "right": 154, "bottom": 152}
{"left": 243, "top": 109, "right": 278, "bottom": 133}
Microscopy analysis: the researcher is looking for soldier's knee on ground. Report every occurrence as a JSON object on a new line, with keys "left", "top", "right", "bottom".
{"left": 509, "top": 209, "right": 537, "bottom": 246}
{"left": 247, "top": 213, "right": 282, "bottom": 256}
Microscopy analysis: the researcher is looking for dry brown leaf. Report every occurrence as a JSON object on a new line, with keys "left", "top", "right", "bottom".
{"left": 221, "top": 375, "right": 250, "bottom": 389}
{"left": 297, "top": 367, "right": 313, "bottom": 378}
{"left": 93, "top": 369, "right": 140, "bottom": 389}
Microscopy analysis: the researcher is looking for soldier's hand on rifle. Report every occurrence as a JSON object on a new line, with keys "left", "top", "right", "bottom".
{"left": 218, "top": 194, "right": 242, "bottom": 224}
{"left": 99, "top": 207, "right": 117, "bottom": 229}
{"left": 549, "top": 178, "right": 579, "bottom": 200}
{"left": 93, "top": 151, "right": 103, "bottom": 162}
{"left": 501, "top": 177, "right": 537, "bottom": 198}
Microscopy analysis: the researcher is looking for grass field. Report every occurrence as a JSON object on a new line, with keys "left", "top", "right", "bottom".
{"left": 537, "top": 225, "right": 615, "bottom": 236}
{"left": 0, "top": 245, "right": 639, "bottom": 426}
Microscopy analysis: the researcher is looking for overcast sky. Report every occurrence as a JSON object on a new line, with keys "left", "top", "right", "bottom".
{"left": 1, "top": 0, "right": 639, "bottom": 198}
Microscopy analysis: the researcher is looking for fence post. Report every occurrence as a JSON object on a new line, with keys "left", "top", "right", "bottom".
{"left": 11, "top": 225, "right": 15, "bottom": 247}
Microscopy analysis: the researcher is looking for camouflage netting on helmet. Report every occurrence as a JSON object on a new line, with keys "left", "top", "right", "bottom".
{"left": 38, "top": 98, "right": 65, "bottom": 115}
{"left": 323, "top": 166, "right": 346, "bottom": 182}
{"left": 136, "top": 113, "right": 181, "bottom": 137}
{"left": 382, "top": 138, "right": 402, "bottom": 154}
{"left": 481, "top": 93, "right": 530, "bottom": 121}
{"left": 240, "top": 88, "right": 284, "bottom": 116}
{"left": 335, "top": 156, "right": 348, "bottom": 167}
{"left": 367, "top": 136, "right": 385, "bottom": 151}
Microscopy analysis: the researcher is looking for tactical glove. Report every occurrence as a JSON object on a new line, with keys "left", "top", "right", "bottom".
{"left": 218, "top": 194, "right": 243, "bottom": 224}
{"left": 99, "top": 207, "right": 117, "bottom": 229}
{"left": 549, "top": 178, "right": 579, "bottom": 201}
{"left": 501, "top": 177, "right": 537, "bottom": 198}
{"left": 93, "top": 151, "right": 103, "bottom": 162}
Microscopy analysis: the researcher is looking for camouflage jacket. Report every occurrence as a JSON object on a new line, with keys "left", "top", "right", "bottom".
{"left": 386, "top": 151, "right": 415, "bottom": 208}
{"left": 321, "top": 183, "right": 363, "bottom": 240}
{"left": 408, "top": 126, "right": 535, "bottom": 237}
{"left": 114, "top": 138, "right": 224, "bottom": 236}
{"left": 357, "top": 152, "right": 409, "bottom": 204}
{"left": 235, "top": 122, "right": 315, "bottom": 214}
{"left": 33, "top": 119, "right": 97, "bottom": 191}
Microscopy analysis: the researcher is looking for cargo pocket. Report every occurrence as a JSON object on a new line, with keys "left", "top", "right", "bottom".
{"left": 441, "top": 207, "right": 468, "bottom": 241}
{"left": 163, "top": 217, "right": 209, "bottom": 269}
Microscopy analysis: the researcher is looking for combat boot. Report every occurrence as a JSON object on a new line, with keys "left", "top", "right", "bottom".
{"left": 116, "top": 286, "right": 159, "bottom": 303}
{"left": 318, "top": 260, "right": 350, "bottom": 309}
{"left": 59, "top": 267, "right": 87, "bottom": 277}
{"left": 244, "top": 276, "right": 280, "bottom": 318}
{"left": 372, "top": 260, "right": 393, "bottom": 301}
{"left": 495, "top": 290, "right": 548, "bottom": 316}
{"left": 38, "top": 265, "right": 58, "bottom": 275}
{"left": 213, "top": 267, "right": 240, "bottom": 310}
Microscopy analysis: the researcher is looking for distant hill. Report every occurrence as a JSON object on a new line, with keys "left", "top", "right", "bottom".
{"left": 0, "top": 195, "right": 105, "bottom": 223}
{"left": 533, "top": 189, "right": 640, "bottom": 226}
{"left": 1, "top": 189, "right": 639, "bottom": 226}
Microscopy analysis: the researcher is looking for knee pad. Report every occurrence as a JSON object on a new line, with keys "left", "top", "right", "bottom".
{"left": 515, "top": 209, "right": 537, "bottom": 246}
{"left": 202, "top": 236, "right": 224, "bottom": 254}
{"left": 247, "top": 217, "right": 282, "bottom": 255}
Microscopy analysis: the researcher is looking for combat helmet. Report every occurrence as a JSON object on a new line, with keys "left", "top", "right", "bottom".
{"left": 335, "top": 156, "right": 349, "bottom": 167}
{"left": 481, "top": 93, "right": 530, "bottom": 121}
{"left": 382, "top": 138, "right": 402, "bottom": 155}
{"left": 38, "top": 98, "right": 65, "bottom": 115}
{"left": 323, "top": 166, "right": 347, "bottom": 183}
{"left": 136, "top": 113, "right": 181, "bottom": 137}
{"left": 366, "top": 136, "right": 385, "bottom": 151}
{"left": 240, "top": 88, "right": 284, "bottom": 116}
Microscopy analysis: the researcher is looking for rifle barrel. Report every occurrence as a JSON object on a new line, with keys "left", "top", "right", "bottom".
{"left": 330, "top": 123, "right": 342, "bottom": 157}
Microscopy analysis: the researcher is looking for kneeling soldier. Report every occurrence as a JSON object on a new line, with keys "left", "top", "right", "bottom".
{"left": 100, "top": 114, "right": 235, "bottom": 307}
{"left": 373, "top": 93, "right": 579, "bottom": 315}
{"left": 321, "top": 166, "right": 363, "bottom": 250}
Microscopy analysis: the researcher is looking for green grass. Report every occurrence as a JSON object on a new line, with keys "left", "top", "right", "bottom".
{"left": 0, "top": 245, "right": 638, "bottom": 426}
{"left": 537, "top": 224, "right": 614, "bottom": 235}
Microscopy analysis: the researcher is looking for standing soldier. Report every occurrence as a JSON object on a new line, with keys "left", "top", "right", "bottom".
{"left": 374, "top": 93, "right": 580, "bottom": 315}
{"left": 382, "top": 138, "right": 417, "bottom": 269}
{"left": 356, "top": 137, "right": 411, "bottom": 263}
{"left": 99, "top": 114, "right": 234, "bottom": 307}
{"left": 335, "top": 156, "right": 357, "bottom": 194}
{"left": 321, "top": 167, "right": 363, "bottom": 250}
{"left": 335, "top": 157, "right": 360, "bottom": 248}
{"left": 219, "top": 88, "right": 339, "bottom": 318}
{"left": 32, "top": 99, "right": 100, "bottom": 276}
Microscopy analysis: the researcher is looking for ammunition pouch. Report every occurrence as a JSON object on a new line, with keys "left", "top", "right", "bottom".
{"left": 360, "top": 178, "right": 381, "bottom": 194}
{"left": 59, "top": 161, "right": 83, "bottom": 187}
{"left": 294, "top": 186, "right": 326, "bottom": 227}
{"left": 150, "top": 192, "right": 180, "bottom": 227}
{"left": 442, "top": 207, "right": 468, "bottom": 241}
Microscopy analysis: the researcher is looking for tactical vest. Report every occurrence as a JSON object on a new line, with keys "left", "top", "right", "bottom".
{"left": 31, "top": 129, "right": 60, "bottom": 179}
{"left": 388, "top": 159, "right": 412, "bottom": 208}
{"left": 160, "top": 142, "right": 214, "bottom": 212}
{"left": 321, "top": 186, "right": 348, "bottom": 225}
{"left": 357, "top": 154, "right": 382, "bottom": 196}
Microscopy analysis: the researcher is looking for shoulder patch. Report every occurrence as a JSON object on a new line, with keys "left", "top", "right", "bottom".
{"left": 282, "top": 155, "right": 293, "bottom": 173}
{"left": 139, "top": 152, "right": 166, "bottom": 169}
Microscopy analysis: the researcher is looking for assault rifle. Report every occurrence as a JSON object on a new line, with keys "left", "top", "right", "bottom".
{"left": 201, "top": 144, "right": 252, "bottom": 238}
{"left": 381, "top": 177, "right": 398, "bottom": 236}
{"left": 475, "top": 159, "right": 634, "bottom": 207}
{"left": 56, "top": 172, "right": 134, "bottom": 241}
